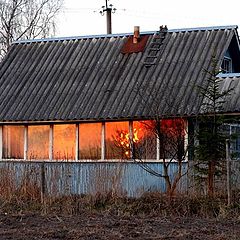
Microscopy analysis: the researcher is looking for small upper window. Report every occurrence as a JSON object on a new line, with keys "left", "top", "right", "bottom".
{"left": 221, "top": 57, "right": 232, "bottom": 73}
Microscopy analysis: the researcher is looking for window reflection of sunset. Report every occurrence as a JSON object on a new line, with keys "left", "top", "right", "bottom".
{"left": 3, "top": 125, "right": 24, "bottom": 159}
{"left": 1, "top": 119, "right": 186, "bottom": 161}
{"left": 133, "top": 121, "right": 157, "bottom": 159}
{"left": 53, "top": 124, "right": 75, "bottom": 160}
{"left": 160, "top": 119, "right": 185, "bottom": 159}
{"left": 28, "top": 125, "right": 49, "bottom": 159}
{"left": 79, "top": 123, "right": 101, "bottom": 159}
{"left": 106, "top": 122, "right": 129, "bottom": 159}
{"left": 161, "top": 119, "right": 185, "bottom": 136}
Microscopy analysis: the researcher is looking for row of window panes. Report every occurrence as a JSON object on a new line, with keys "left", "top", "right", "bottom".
{"left": 2, "top": 120, "right": 185, "bottom": 160}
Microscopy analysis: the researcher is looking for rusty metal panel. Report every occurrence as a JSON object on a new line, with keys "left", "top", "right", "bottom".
{"left": 121, "top": 35, "right": 149, "bottom": 54}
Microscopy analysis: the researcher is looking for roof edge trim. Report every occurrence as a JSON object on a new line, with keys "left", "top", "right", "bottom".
{"left": 217, "top": 73, "right": 240, "bottom": 78}
{"left": 12, "top": 25, "right": 238, "bottom": 44}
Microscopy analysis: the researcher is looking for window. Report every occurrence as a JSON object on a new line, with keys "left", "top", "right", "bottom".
{"left": 105, "top": 122, "right": 129, "bottom": 159}
{"left": 79, "top": 123, "right": 101, "bottom": 160}
{"left": 53, "top": 124, "right": 76, "bottom": 160}
{"left": 221, "top": 57, "right": 232, "bottom": 73}
{"left": 160, "top": 119, "right": 185, "bottom": 160}
{"left": 229, "top": 125, "right": 240, "bottom": 159}
{"left": 1, "top": 120, "right": 187, "bottom": 161}
{"left": 28, "top": 125, "right": 49, "bottom": 159}
{"left": 133, "top": 121, "right": 157, "bottom": 160}
{"left": 132, "top": 119, "right": 185, "bottom": 161}
{"left": 3, "top": 125, "right": 24, "bottom": 159}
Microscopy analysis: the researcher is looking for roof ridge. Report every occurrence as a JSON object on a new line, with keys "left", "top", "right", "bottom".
{"left": 12, "top": 25, "right": 238, "bottom": 45}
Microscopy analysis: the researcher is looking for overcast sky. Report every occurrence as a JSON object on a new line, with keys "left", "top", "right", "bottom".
{"left": 57, "top": 0, "right": 240, "bottom": 37}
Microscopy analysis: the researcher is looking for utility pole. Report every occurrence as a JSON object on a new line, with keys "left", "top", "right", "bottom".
{"left": 100, "top": 0, "right": 116, "bottom": 34}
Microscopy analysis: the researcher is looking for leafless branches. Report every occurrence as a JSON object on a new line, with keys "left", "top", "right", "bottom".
{"left": 120, "top": 83, "right": 198, "bottom": 196}
{"left": 0, "top": 0, "right": 63, "bottom": 58}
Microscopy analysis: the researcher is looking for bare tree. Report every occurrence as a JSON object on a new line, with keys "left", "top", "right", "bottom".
{"left": 133, "top": 118, "right": 193, "bottom": 197}
{"left": 0, "top": 0, "right": 63, "bottom": 58}
{"left": 110, "top": 82, "right": 197, "bottom": 197}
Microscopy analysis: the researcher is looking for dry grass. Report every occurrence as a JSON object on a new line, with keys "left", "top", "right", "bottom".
{"left": 0, "top": 189, "right": 240, "bottom": 219}
{"left": 0, "top": 164, "right": 240, "bottom": 219}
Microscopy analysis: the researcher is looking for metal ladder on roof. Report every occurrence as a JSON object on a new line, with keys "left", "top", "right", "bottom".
{"left": 143, "top": 25, "right": 168, "bottom": 67}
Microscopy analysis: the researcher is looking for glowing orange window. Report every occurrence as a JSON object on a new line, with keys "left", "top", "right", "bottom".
{"left": 133, "top": 121, "right": 157, "bottom": 160}
{"left": 79, "top": 123, "right": 101, "bottom": 160}
{"left": 3, "top": 125, "right": 24, "bottom": 159}
{"left": 53, "top": 124, "right": 76, "bottom": 160}
{"left": 105, "top": 122, "right": 129, "bottom": 159}
{"left": 28, "top": 125, "right": 49, "bottom": 159}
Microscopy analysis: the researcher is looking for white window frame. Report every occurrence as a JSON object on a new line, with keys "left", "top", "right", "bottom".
{"left": 228, "top": 123, "right": 240, "bottom": 160}
{"left": 0, "top": 119, "right": 189, "bottom": 162}
{"left": 221, "top": 56, "right": 232, "bottom": 73}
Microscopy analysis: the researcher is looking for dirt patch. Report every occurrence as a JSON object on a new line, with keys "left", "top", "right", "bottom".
{"left": 0, "top": 213, "right": 239, "bottom": 240}
{"left": 1, "top": 192, "right": 240, "bottom": 239}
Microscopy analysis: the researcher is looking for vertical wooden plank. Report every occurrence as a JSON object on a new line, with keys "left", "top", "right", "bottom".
{"left": 75, "top": 124, "right": 79, "bottom": 161}
{"left": 24, "top": 125, "right": 28, "bottom": 160}
{"left": 0, "top": 125, "right": 2, "bottom": 160}
{"left": 101, "top": 122, "right": 105, "bottom": 160}
{"left": 49, "top": 124, "right": 53, "bottom": 160}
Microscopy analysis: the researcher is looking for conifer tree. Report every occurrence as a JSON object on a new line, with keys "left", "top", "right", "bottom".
{"left": 195, "top": 56, "right": 233, "bottom": 196}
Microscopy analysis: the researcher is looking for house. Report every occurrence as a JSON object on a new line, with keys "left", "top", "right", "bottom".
{"left": 0, "top": 25, "right": 240, "bottom": 196}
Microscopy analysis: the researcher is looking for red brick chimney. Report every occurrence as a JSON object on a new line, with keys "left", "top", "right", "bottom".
{"left": 133, "top": 26, "right": 140, "bottom": 44}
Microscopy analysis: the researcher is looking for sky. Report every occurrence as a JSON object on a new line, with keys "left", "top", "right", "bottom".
{"left": 56, "top": 0, "right": 240, "bottom": 37}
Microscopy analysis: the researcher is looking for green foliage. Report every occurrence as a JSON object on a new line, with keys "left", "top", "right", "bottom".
{"left": 194, "top": 55, "right": 233, "bottom": 195}
{"left": 195, "top": 120, "right": 226, "bottom": 177}
{"left": 198, "top": 57, "right": 233, "bottom": 114}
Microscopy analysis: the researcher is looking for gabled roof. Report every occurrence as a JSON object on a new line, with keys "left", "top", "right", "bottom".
{"left": 0, "top": 25, "right": 239, "bottom": 123}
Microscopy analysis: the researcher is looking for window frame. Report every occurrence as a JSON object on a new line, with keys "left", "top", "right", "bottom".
{"left": 0, "top": 120, "right": 188, "bottom": 162}
{"left": 228, "top": 124, "right": 240, "bottom": 160}
{"left": 2, "top": 125, "right": 25, "bottom": 160}
{"left": 221, "top": 56, "right": 233, "bottom": 74}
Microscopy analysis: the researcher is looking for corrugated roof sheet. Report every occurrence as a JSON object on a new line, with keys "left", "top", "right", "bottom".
{"left": 219, "top": 75, "right": 240, "bottom": 113}
{"left": 0, "top": 25, "right": 239, "bottom": 122}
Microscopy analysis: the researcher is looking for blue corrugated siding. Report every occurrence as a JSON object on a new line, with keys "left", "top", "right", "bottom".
{"left": 0, "top": 161, "right": 188, "bottom": 197}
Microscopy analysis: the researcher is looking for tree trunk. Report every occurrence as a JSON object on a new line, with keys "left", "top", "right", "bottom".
{"left": 171, "top": 162, "right": 182, "bottom": 196}
{"left": 164, "top": 175, "right": 172, "bottom": 196}
{"left": 208, "top": 160, "right": 215, "bottom": 197}
{"left": 163, "top": 161, "right": 172, "bottom": 196}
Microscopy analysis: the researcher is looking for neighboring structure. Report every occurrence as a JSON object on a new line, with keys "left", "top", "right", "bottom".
{"left": 0, "top": 25, "right": 240, "bottom": 195}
